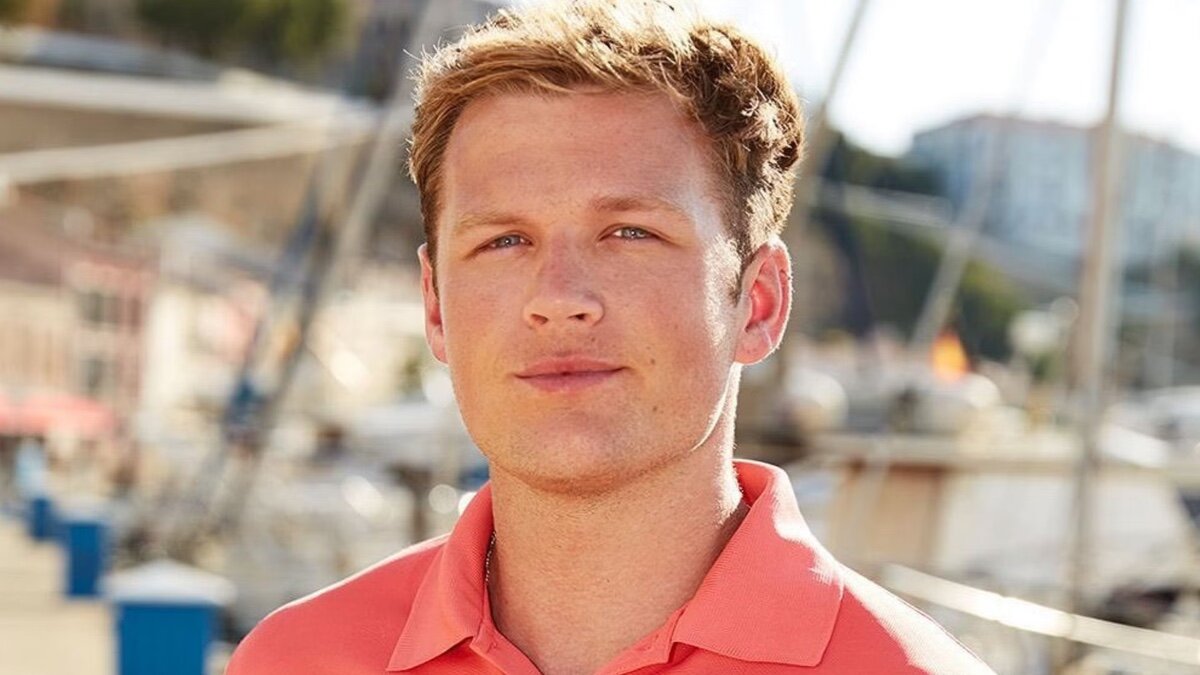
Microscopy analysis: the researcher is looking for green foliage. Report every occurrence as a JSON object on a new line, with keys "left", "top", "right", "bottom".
{"left": 240, "top": 0, "right": 348, "bottom": 65}
{"left": 0, "top": 0, "right": 29, "bottom": 22}
{"left": 846, "top": 217, "right": 1027, "bottom": 361}
{"left": 823, "top": 131, "right": 941, "bottom": 196}
{"left": 844, "top": 216, "right": 939, "bottom": 333}
{"left": 1181, "top": 246, "right": 1200, "bottom": 333}
{"left": 1130, "top": 245, "right": 1200, "bottom": 334}
{"left": 135, "top": 0, "right": 347, "bottom": 64}
{"left": 135, "top": 0, "right": 245, "bottom": 56}
{"left": 814, "top": 129, "right": 1023, "bottom": 361}
{"left": 956, "top": 259, "right": 1027, "bottom": 360}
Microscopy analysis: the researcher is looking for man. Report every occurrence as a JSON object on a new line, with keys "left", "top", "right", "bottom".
{"left": 227, "top": 1, "right": 995, "bottom": 673}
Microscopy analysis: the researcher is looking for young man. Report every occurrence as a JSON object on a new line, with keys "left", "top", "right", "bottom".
{"left": 228, "top": 1, "right": 995, "bottom": 673}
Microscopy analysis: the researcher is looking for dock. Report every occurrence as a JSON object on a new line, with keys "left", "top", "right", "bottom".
{"left": 0, "top": 513, "right": 111, "bottom": 675}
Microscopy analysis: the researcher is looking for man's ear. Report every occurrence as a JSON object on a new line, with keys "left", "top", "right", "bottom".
{"left": 734, "top": 238, "right": 792, "bottom": 366}
{"left": 418, "top": 244, "right": 448, "bottom": 364}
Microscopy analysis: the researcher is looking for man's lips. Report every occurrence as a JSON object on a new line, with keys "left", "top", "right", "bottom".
{"left": 514, "top": 358, "right": 625, "bottom": 392}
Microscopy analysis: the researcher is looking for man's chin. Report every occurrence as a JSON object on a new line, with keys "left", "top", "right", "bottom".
{"left": 488, "top": 441, "right": 650, "bottom": 497}
{"left": 485, "top": 432, "right": 707, "bottom": 500}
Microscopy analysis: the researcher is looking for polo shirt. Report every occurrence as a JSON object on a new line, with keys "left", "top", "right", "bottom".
{"left": 227, "top": 459, "right": 995, "bottom": 674}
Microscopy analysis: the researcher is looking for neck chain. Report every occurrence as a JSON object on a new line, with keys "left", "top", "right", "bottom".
{"left": 484, "top": 531, "right": 496, "bottom": 588}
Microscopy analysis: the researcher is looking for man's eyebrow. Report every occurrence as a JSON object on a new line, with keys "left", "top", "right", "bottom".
{"left": 450, "top": 210, "right": 535, "bottom": 235}
{"left": 450, "top": 194, "right": 692, "bottom": 235}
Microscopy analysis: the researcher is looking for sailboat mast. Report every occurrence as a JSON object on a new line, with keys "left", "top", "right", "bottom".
{"left": 1067, "top": 0, "right": 1130, "bottom": 620}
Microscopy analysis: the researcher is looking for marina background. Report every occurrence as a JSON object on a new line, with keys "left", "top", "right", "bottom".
{"left": 0, "top": 1, "right": 1198, "bottom": 673}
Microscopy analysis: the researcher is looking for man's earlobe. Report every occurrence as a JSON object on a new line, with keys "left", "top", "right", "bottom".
{"left": 734, "top": 240, "right": 792, "bottom": 366}
{"left": 418, "top": 244, "right": 448, "bottom": 364}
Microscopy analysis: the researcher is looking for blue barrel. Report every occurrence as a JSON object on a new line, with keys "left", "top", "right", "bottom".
{"left": 107, "top": 560, "right": 236, "bottom": 675}
{"left": 116, "top": 602, "right": 217, "bottom": 675}
{"left": 63, "top": 514, "right": 108, "bottom": 597}
{"left": 27, "top": 494, "right": 55, "bottom": 541}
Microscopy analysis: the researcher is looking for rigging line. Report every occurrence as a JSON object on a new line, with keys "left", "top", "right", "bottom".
{"left": 213, "top": 0, "right": 458, "bottom": 536}
{"left": 908, "top": 0, "right": 1066, "bottom": 354}
{"left": 157, "top": 7, "right": 414, "bottom": 558}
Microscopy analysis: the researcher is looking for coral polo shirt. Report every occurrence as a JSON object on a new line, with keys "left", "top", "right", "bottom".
{"left": 227, "top": 460, "right": 994, "bottom": 674}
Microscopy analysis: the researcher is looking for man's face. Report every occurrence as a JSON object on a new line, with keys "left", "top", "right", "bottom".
{"left": 420, "top": 91, "right": 773, "bottom": 494}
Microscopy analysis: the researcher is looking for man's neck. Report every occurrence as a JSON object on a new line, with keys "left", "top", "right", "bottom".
{"left": 485, "top": 418, "right": 747, "bottom": 675}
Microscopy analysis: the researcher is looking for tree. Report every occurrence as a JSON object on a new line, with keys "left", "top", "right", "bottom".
{"left": 135, "top": 0, "right": 246, "bottom": 57}
{"left": 240, "top": 0, "right": 349, "bottom": 66}
{"left": 0, "top": 0, "right": 29, "bottom": 23}
{"left": 823, "top": 131, "right": 941, "bottom": 196}
{"left": 955, "top": 259, "right": 1027, "bottom": 360}
{"left": 135, "top": 0, "right": 347, "bottom": 65}
{"left": 845, "top": 216, "right": 1026, "bottom": 361}
{"left": 1180, "top": 247, "right": 1200, "bottom": 334}
{"left": 813, "top": 129, "right": 1026, "bottom": 361}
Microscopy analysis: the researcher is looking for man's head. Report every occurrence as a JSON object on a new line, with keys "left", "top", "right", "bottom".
{"left": 409, "top": 0, "right": 802, "bottom": 494}
{"left": 409, "top": 0, "right": 804, "bottom": 274}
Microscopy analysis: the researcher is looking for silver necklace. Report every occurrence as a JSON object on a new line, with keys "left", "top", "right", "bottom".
{"left": 484, "top": 531, "right": 496, "bottom": 587}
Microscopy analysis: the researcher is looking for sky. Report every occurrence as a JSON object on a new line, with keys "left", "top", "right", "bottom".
{"left": 696, "top": 0, "right": 1200, "bottom": 157}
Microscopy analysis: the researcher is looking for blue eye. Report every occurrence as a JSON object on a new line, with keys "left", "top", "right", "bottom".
{"left": 612, "top": 226, "right": 652, "bottom": 240}
{"left": 485, "top": 234, "right": 529, "bottom": 250}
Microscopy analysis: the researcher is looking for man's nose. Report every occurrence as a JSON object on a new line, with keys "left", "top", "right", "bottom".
{"left": 522, "top": 250, "right": 604, "bottom": 328}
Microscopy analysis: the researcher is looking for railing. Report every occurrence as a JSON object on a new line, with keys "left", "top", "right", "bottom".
{"left": 880, "top": 564, "right": 1200, "bottom": 668}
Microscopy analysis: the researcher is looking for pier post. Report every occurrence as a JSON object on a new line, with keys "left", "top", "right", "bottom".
{"left": 61, "top": 506, "right": 109, "bottom": 598}
{"left": 107, "top": 560, "right": 236, "bottom": 675}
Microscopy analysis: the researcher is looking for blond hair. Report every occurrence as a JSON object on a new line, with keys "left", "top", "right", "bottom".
{"left": 408, "top": 0, "right": 804, "bottom": 266}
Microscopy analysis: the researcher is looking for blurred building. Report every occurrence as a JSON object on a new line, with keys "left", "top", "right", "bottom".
{"left": 136, "top": 215, "right": 270, "bottom": 425}
{"left": 909, "top": 114, "right": 1200, "bottom": 265}
{"left": 135, "top": 215, "right": 428, "bottom": 444}
{"left": 0, "top": 199, "right": 149, "bottom": 423}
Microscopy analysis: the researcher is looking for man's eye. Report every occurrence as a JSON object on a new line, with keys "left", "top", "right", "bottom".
{"left": 484, "top": 234, "right": 529, "bottom": 250}
{"left": 612, "top": 226, "right": 653, "bottom": 240}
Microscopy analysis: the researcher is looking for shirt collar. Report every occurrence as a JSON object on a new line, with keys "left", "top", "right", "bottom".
{"left": 387, "top": 482, "right": 494, "bottom": 671}
{"left": 387, "top": 459, "right": 844, "bottom": 671}
{"left": 669, "top": 459, "right": 844, "bottom": 666}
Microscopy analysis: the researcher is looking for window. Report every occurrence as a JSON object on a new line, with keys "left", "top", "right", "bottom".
{"left": 83, "top": 357, "right": 108, "bottom": 396}
{"left": 78, "top": 289, "right": 125, "bottom": 327}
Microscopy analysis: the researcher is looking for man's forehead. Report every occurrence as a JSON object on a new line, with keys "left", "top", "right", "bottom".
{"left": 438, "top": 92, "right": 721, "bottom": 221}
{"left": 446, "top": 89, "right": 704, "bottom": 159}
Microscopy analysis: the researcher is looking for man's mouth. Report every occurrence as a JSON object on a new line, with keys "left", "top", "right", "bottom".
{"left": 515, "top": 358, "right": 625, "bottom": 393}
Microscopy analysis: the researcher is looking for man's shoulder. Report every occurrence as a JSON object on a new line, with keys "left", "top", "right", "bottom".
{"left": 830, "top": 566, "right": 996, "bottom": 674}
{"left": 225, "top": 534, "right": 449, "bottom": 674}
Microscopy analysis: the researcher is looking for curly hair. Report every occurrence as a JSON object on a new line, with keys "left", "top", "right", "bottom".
{"left": 408, "top": 0, "right": 804, "bottom": 267}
